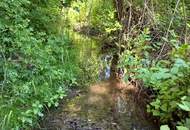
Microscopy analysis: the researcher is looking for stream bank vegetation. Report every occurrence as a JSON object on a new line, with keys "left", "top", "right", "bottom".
{"left": 115, "top": 1, "right": 190, "bottom": 130}
{"left": 0, "top": 0, "right": 95, "bottom": 129}
{"left": 0, "top": 0, "right": 190, "bottom": 130}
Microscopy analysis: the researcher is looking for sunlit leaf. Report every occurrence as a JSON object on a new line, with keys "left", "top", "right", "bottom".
{"left": 160, "top": 125, "right": 170, "bottom": 130}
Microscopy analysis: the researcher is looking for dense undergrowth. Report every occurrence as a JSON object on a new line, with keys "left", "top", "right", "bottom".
{"left": 119, "top": 32, "right": 190, "bottom": 129}
{"left": 0, "top": 0, "right": 84, "bottom": 129}
{"left": 115, "top": 1, "right": 190, "bottom": 129}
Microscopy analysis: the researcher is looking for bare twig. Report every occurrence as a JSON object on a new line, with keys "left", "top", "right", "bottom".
{"left": 156, "top": 0, "right": 181, "bottom": 61}
{"left": 182, "top": 0, "right": 187, "bottom": 43}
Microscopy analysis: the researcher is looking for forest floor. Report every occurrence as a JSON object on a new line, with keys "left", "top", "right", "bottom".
{"left": 35, "top": 79, "right": 159, "bottom": 130}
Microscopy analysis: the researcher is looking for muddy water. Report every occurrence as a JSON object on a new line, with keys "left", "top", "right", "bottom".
{"left": 34, "top": 31, "right": 159, "bottom": 130}
{"left": 36, "top": 81, "right": 159, "bottom": 130}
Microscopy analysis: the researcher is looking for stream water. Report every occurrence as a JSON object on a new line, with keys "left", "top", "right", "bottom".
{"left": 34, "top": 31, "right": 159, "bottom": 130}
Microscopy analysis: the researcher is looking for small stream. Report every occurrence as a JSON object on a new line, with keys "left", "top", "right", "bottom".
{"left": 34, "top": 31, "right": 159, "bottom": 130}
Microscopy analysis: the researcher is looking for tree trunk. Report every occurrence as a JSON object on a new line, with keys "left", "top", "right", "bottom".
{"left": 113, "top": 0, "right": 124, "bottom": 21}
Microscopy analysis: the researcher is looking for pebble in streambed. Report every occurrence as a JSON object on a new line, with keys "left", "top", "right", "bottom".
{"left": 65, "top": 118, "right": 103, "bottom": 130}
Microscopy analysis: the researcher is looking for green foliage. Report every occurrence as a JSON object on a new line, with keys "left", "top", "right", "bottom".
{"left": 90, "top": 0, "right": 121, "bottom": 33}
{"left": 178, "top": 97, "right": 190, "bottom": 112}
{"left": 27, "top": 0, "right": 61, "bottom": 33}
{"left": 160, "top": 125, "right": 170, "bottom": 130}
{"left": 114, "top": 0, "right": 190, "bottom": 129}
{"left": 0, "top": 0, "right": 81, "bottom": 129}
{"left": 119, "top": 30, "right": 190, "bottom": 129}
{"left": 139, "top": 58, "right": 190, "bottom": 123}
{"left": 176, "top": 126, "right": 189, "bottom": 130}
{"left": 118, "top": 28, "right": 153, "bottom": 79}
{"left": 63, "top": 0, "right": 121, "bottom": 34}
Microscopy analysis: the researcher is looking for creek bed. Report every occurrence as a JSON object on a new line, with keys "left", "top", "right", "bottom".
{"left": 34, "top": 31, "right": 159, "bottom": 130}
{"left": 35, "top": 81, "right": 159, "bottom": 130}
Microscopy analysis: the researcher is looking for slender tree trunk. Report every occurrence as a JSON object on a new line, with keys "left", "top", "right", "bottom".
{"left": 113, "top": 0, "right": 124, "bottom": 21}
{"left": 110, "top": 53, "right": 119, "bottom": 79}
{"left": 110, "top": 0, "right": 125, "bottom": 80}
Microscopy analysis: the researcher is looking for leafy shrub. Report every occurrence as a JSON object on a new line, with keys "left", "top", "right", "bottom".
{"left": 0, "top": 0, "right": 81, "bottom": 129}
{"left": 119, "top": 29, "right": 190, "bottom": 129}
{"left": 137, "top": 58, "right": 190, "bottom": 123}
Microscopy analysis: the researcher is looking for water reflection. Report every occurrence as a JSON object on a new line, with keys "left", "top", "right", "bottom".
{"left": 99, "top": 55, "right": 112, "bottom": 80}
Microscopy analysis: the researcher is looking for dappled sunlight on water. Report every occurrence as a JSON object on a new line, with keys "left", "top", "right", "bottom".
{"left": 37, "top": 80, "right": 159, "bottom": 130}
